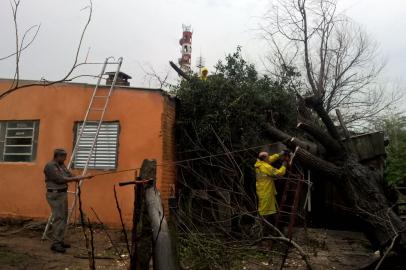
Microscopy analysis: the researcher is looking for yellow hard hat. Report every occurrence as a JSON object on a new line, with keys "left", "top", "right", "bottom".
{"left": 201, "top": 67, "right": 208, "bottom": 74}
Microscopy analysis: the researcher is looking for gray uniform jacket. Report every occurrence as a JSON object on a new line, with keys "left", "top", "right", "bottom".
{"left": 44, "top": 161, "right": 72, "bottom": 190}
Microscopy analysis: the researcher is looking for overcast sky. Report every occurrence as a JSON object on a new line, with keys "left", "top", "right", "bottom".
{"left": 0, "top": 0, "right": 405, "bottom": 102}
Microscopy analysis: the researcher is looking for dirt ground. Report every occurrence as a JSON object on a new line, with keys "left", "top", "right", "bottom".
{"left": 0, "top": 220, "right": 379, "bottom": 270}
{"left": 286, "top": 228, "right": 378, "bottom": 269}
{"left": 240, "top": 228, "right": 378, "bottom": 270}
{"left": 0, "top": 220, "right": 129, "bottom": 270}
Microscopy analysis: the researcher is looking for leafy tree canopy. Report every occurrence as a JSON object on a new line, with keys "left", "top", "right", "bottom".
{"left": 173, "top": 47, "right": 298, "bottom": 156}
{"left": 172, "top": 47, "right": 300, "bottom": 269}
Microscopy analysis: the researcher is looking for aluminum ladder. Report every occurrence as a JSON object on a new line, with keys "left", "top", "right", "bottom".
{"left": 42, "top": 57, "right": 123, "bottom": 240}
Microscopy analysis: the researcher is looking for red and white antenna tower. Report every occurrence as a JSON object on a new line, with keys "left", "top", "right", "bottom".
{"left": 179, "top": 24, "right": 193, "bottom": 72}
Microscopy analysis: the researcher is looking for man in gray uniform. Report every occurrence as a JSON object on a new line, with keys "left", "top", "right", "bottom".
{"left": 44, "top": 148, "right": 93, "bottom": 253}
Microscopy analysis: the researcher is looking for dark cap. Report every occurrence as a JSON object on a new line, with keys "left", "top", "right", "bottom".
{"left": 54, "top": 148, "right": 67, "bottom": 157}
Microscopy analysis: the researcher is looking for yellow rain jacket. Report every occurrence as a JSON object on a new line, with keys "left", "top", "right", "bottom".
{"left": 255, "top": 154, "right": 286, "bottom": 216}
{"left": 200, "top": 67, "right": 209, "bottom": 81}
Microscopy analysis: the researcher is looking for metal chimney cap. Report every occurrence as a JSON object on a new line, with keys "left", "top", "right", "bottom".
{"left": 105, "top": 71, "right": 132, "bottom": 86}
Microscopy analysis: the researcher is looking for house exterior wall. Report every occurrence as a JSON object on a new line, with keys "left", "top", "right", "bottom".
{"left": 0, "top": 81, "right": 176, "bottom": 226}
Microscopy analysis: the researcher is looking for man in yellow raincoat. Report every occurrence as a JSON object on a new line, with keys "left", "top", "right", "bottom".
{"left": 200, "top": 67, "right": 209, "bottom": 81}
{"left": 255, "top": 151, "right": 288, "bottom": 217}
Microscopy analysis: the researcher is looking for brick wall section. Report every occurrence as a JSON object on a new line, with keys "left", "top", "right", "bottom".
{"left": 160, "top": 94, "right": 176, "bottom": 216}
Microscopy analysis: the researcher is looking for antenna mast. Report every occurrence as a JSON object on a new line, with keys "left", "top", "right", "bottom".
{"left": 178, "top": 24, "right": 193, "bottom": 72}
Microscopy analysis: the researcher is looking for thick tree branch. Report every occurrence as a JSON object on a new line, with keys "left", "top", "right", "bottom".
{"left": 304, "top": 95, "right": 342, "bottom": 142}
{"left": 265, "top": 124, "right": 319, "bottom": 154}
{"left": 169, "top": 61, "right": 189, "bottom": 80}
{"left": 295, "top": 147, "right": 342, "bottom": 179}
{"left": 297, "top": 122, "right": 342, "bottom": 156}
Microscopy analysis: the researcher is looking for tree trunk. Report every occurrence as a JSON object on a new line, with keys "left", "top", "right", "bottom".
{"left": 342, "top": 158, "right": 406, "bottom": 254}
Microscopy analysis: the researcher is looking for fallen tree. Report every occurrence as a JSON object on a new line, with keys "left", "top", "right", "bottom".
{"left": 259, "top": 0, "right": 405, "bottom": 264}
{"left": 266, "top": 93, "right": 406, "bottom": 267}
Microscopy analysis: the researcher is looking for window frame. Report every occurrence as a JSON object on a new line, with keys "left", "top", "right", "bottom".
{"left": 0, "top": 120, "right": 40, "bottom": 163}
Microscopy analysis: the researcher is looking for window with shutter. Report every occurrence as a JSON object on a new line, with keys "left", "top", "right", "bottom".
{"left": 73, "top": 121, "right": 119, "bottom": 170}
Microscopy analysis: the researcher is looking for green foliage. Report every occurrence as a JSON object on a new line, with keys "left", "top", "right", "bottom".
{"left": 173, "top": 48, "right": 300, "bottom": 267}
{"left": 375, "top": 114, "right": 406, "bottom": 185}
{"left": 173, "top": 47, "right": 298, "bottom": 155}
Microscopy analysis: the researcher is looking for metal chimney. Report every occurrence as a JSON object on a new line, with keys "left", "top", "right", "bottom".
{"left": 105, "top": 71, "right": 132, "bottom": 86}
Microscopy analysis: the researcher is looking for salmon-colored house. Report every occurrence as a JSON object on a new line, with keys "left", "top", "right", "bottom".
{"left": 0, "top": 75, "right": 176, "bottom": 226}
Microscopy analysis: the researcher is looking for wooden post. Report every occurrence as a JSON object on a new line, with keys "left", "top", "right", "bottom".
{"left": 119, "top": 159, "right": 176, "bottom": 270}
{"left": 130, "top": 170, "right": 141, "bottom": 270}
{"left": 119, "top": 170, "right": 151, "bottom": 269}
{"left": 141, "top": 159, "right": 176, "bottom": 270}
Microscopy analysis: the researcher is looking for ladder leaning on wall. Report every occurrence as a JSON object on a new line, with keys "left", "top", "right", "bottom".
{"left": 42, "top": 57, "right": 123, "bottom": 240}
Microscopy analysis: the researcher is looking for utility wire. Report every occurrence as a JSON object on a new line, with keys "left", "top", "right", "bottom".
{"left": 89, "top": 143, "right": 270, "bottom": 178}
{"left": 160, "top": 144, "right": 268, "bottom": 166}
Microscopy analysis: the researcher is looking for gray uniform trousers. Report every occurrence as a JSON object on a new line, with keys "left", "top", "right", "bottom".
{"left": 46, "top": 192, "right": 68, "bottom": 244}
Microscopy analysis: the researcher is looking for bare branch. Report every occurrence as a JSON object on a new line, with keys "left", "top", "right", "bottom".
{"left": 261, "top": 0, "right": 394, "bottom": 128}
{"left": 140, "top": 62, "right": 172, "bottom": 89}
{"left": 0, "top": 24, "right": 41, "bottom": 62}
{"left": 0, "top": 0, "right": 94, "bottom": 100}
